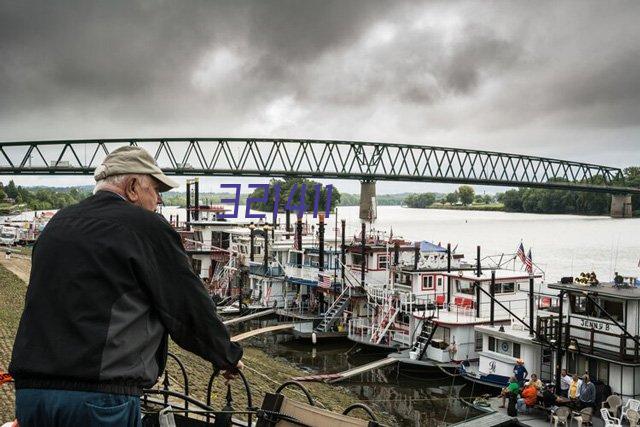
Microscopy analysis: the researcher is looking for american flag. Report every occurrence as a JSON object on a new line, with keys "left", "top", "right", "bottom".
{"left": 525, "top": 249, "right": 533, "bottom": 274}
{"left": 517, "top": 242, "right": 527, "bottom": 264}
{"left": 318, "top": 273, "right": 332, "bottom": 288}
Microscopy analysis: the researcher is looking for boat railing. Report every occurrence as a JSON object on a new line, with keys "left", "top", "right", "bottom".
{"left": 347, "top": 317, "right": 396, "bottom": 346}
{"left": 538, "top": 315, "right": 640, "bottom": 362}
{"left": 248, "top": 261, "right": 284, "bottom": 277}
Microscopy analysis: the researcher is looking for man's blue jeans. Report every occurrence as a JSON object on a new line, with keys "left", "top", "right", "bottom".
{"left": 15, "top": 388, "right": 141, "bottom": 427}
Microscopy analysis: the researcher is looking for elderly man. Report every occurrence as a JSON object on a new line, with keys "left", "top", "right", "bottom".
{"left": 9, "top": 146, "right": 243, "bottom": 426}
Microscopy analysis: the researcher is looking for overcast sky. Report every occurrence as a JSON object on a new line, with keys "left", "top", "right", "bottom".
{"left": 1, "top": 0, "right": 639, "bottom": 193}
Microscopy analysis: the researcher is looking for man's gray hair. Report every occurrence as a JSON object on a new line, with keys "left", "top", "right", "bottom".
{"left": 93, "top": 174, "right": 149, "bottom": 194}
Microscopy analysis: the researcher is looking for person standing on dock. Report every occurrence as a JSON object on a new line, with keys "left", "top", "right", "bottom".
{"left": 578, "top": 375, "right": 596, "bottom": 410}
{"left": 9, "top": 146, "right": 243, "bottom": 427}
{"left": 513, "top": 358, "right": 528, "bottom": 387}
{"left": 559, "top": 369, "right": 572, "bottom": 398}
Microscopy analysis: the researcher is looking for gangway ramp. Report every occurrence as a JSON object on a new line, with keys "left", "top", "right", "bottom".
{"left": 223, "top": 308, "right": 276, "bottom": 326}
{"left": 291, "top": 357, "right": 398, "bottom": 383}
{"left": 231, "top": 323, "right": 294, "bottom": 342}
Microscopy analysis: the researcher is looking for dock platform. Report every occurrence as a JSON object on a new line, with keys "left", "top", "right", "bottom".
{"left": 231, "top": 323, "right": 294, "bottom": 342}
{"left": 291, "top": 357, "right": 398, "bottom": 383}
{"left": 223, "top": 308, "right": 276, "bottom": 326}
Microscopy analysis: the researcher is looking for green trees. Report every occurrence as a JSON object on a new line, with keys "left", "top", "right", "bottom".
{"left": 405, "top": 192, "right": 436, "bottom": 208}
{"left": 458, "top": 185, "right": 475, "bottom": 205}
{"left": 0, "top": 180, "right": 92, "bottom": 210}
{"left": 445, "top": 191, "right": 459, "bottom": 204}
{"left": 246, "top": 177, "right": 340, "bottom": 213}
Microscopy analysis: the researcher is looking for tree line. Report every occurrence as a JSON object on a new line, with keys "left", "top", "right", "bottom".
{"left": 0, "top": 180, "right": 92, "bottom": 211}
{"left": 497, "top": 167, "right": 640, "bottom": 215}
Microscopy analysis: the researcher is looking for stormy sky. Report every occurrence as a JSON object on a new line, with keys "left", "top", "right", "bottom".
{"left": 1, "top": 0, "right": 639, "bottom": 192}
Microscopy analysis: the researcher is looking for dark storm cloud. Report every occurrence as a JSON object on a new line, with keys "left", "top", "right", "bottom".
{"left": 0, "top": 0, "right": 638, "bottom": 169}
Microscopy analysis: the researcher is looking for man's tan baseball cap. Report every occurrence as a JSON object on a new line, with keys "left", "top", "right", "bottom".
{"left": 94, "top": 146, "right": 179, "bottom": 192}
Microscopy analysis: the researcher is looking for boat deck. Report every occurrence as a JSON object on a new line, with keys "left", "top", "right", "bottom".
{"left": 457, "top": 397, "right": 604, "bottom": 427}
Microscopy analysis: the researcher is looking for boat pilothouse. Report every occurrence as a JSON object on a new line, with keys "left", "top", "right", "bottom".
{"left": 347, "top": 241, "right": 467, "bottom": 350}
{"left": 542, "top": 276, "right": 640, "bottom": 398}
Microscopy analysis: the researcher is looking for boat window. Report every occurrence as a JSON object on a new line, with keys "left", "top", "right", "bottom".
{"left": 601, "top": 298, "right": 624, "bottom": 322}
{"left": 437, "top": 277, "right": 443, "bottom": 288}
{"left": 513, "top": 343, "right": 521, "bottom": 358}
{"left": 378, "top": 254, "right": 388, "bottom": 269}
{"left": 569, "top": 293, "right": 624, "bottom": 321}
{"left": 456, "top": 280, "right": 474, "bottom": 295}
{"left": 569, "top": 294, "right": 590, "bottom": 315}
{"left": 488, "top": 336, "right": 496, "bottom": 351}
{"left": 422, "top": 276, "right": 434, "bottom": 290}
{"left": 597, "top": 361, "right": 609, "bottom": 383}
{"left": 492, "top": 282, "right": 516, "bottom": 294}
{"left": 433, "top": 326, "right": 450, "bottom": 345}
{"left": 351, "top": 253, "right": 363, "bottom": 266}
{"left": 502, "top": 282, "right": 515, "bottom": 293}
{"left": 475, "top": 331, "right": 483, "bottom": 351}
{"left": 191, "top": 258, "right": 202, "bottom": 275}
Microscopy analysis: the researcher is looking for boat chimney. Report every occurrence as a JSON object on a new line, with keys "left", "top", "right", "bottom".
{"left": 263, "top": 226, "right": 269, "bottom": 269}
{"left": 318, "top": 213, "right": 325, "bottom": 272}
{"left": 296, "top": 216, "right": 303, "bottom": 268}
{"left": 414, "top": 242, "right": 420, "bottom": 270}
{"left": 341, "top": 219, "right": 346, "bottom": 287}
{"left": 360, "top": 222, "right": 366, "bottom": 287}
{"left": 285, "top": 210, "right": 291, "bottom": 240}
{"left": 490, "top": 270, "right": 496, "bottom": 326}
{"left": 394, "top": 241, "right": 400, "bottom": 266}
{"left": 249, "top": 223, "right": 256, "bottom": 262}
{"left": 476, "top": 245, "right": 482, "bottom": 277}
{"left": 529, "top": 275, "right": 535, "bottom": 336}
{"left": 447, "top": 243, "right": 452, "bottom": 308}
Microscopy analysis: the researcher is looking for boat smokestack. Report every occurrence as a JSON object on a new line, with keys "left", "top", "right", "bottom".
{"left": 296, "top": 217, "right": 303, "bottom": 268}
{"left": 476, "top": 245, "right": 482, "bottom": 277}
{"left": 414, "top": 242, "right": 420, "bottom": 270}
{"left": 318, "top": 213, "right": 325, "bottom": 272}
{"left": 249, "top": 223, "right": 255, "bottom": 262}
{"left": 394, "top": 241, "right": 400, "bottom": 266}
{"left": 447, "top": 243, "right": 452, "bottom": 308}
{"left": 341, "top": 219, "right": 346, "bottom": 287}
{"left": 360, "top": 222, "right": 366, "bottom": 287}
{"left": 285, "top": 210, "right": 291, "bottom": 239}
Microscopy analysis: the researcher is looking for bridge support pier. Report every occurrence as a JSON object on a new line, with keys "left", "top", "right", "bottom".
{"left": 359, "top": 180, "right": 377, "bottom": 223}
{"left": 610, "top": 194, "right": 633, "bottom": 218}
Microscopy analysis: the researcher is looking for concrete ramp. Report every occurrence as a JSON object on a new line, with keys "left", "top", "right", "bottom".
{"left": 231, "top": 323, "right": 294, "bottom": 342}
{"left": 223, "top": 308, "right": 276, "bottom": 326}
{"left": 291, "top": 357, "right": 398, "bottom": 383}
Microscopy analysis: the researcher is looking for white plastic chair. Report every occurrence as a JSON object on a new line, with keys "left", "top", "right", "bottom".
{"left": 602, "top": 395, "right": 623, "bottom": 418}
{"left": 600, "top": 408, "right": 622, "bottom": 427}
{"left": 622, "top": 398, "right": 640, "bottom": 423}
{"left": 551, "top": 406, "right": 571, "bottom": 426}
{"left": 626, "top": 409, "right": 640, "bottom": 427}
{"left": 571, "top": 407, "right": 592, "bottom": 427}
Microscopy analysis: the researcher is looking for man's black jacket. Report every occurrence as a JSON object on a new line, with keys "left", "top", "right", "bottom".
{"left": 9, "top": 191, "right": 242, "bottom": 395}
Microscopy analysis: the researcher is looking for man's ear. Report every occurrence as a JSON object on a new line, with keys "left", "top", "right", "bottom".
{"left": 124, "top": 176, "right": 139, "bottom": 202}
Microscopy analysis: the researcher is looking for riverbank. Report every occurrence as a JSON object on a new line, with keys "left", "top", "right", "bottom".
{"left": 0, "top": 263, "right": 393, "bottom": 424}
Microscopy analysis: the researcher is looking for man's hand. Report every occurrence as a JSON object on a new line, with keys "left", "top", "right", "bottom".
{"left": 222, "top": 360, "right": 244, "bottom": 382}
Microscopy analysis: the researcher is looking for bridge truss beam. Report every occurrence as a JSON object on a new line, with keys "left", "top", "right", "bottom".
{"left": 0, "top": 138, "right": 636, "bottom": 194}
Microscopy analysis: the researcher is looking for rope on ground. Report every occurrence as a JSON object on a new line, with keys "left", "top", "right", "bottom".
{"left": 241, "top": 362, "right": 328, "bottom": 409}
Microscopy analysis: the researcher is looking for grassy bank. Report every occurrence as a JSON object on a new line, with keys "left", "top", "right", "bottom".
{"left": 0, "top": 264, "right": 392, "bottom": 424}
{"left": 0, "top": 265, "right": 24, "bottom": 419}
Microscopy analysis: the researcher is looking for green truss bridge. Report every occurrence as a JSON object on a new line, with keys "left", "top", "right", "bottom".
{"left": 0, "top": 138, "right": 637, "bottom": 215}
